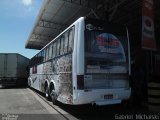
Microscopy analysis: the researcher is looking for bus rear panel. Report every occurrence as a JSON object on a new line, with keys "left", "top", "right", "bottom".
{"left": 73, "top": 18, "right": 131, "bottom": 105}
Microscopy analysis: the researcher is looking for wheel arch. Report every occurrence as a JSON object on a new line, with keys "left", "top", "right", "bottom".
{"left": 44, "top": 79, "right": 50, "bottom": 91}
{"left": 49, "top": 80, "right": 56, "bottom": 93}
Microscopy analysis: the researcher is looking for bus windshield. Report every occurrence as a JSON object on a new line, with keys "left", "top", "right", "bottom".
{"left": 85, "top": 31, "right": 128, "bottom": 74}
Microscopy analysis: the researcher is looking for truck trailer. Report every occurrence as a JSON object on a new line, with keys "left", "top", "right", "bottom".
{"left": 0, "top": 53, "right": 29, "bottom": 87}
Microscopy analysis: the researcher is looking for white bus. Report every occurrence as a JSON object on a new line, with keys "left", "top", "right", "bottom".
{"left": 28, "top": 17, "right": 131, "bottom": 105}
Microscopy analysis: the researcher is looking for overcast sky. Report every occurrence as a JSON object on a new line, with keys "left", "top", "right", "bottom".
{"left": 0, "top": 0, "right": 42, "bottom": 58}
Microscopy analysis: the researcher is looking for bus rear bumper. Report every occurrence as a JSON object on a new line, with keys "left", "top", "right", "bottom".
{"left": 73, "top": 88, "right": 131, "bottom": 105}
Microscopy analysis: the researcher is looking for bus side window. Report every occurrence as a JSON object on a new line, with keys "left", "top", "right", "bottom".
{"left": 56, "top": 39, "right": 60, "bottom": 56}
{"left": 49, "top": 45, "right": 52, "bottom": 59}
{"left": 44, "top": 49, "right": 46, "bottom": 61}
{"left": 64, "top": 31, "right": 69, "bottom": 54}
{"left": 44, "top": 49, "right": 46, "bottom": 62}
{"left": 41, "top": 50, "right": 45, "bottom": 62}
{"left": 46, "top": 47, "right": 49, "bottom": 60}
{"left": 34, "top": 55, "right": 38, "bottom": 65}
{"left": 45, "top": 48, "right": 47, "bottom": 61}
{"left": 53, "top": 42, "right": 56, "bottom": 58}
{"left": 60, "top": 35, "right": 64, "bottom": 55}
{"left": 68, "top": 28, "right": 74, "bottom": 52}
{"left": 37, "top": 53, "right": 40, "bottom": 64}
{"left": 29, "top": 58, "right": 33, "bottom": 68}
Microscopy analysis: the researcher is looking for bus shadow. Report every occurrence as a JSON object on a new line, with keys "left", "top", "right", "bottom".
{"left": 56, "top": 100, "right": 150, "bottom": 120}
{"left": 56, "top": 102, "right": 130, "bottom": 120}
{"left": 29, "top": 88, "right": 150, "bottom": 120}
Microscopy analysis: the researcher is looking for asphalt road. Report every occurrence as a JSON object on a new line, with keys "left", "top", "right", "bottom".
{"left": 0, "top": 85, "right": 73, "bottom": 120}
{"left": 0, "top": 85, "right": 153, "bottom": 120}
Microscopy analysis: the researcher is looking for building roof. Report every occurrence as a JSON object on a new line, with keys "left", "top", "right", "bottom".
{"left": 25, "top": 0, "right": 91, "bottom": 49}
{"left": 25, "top": 0, "right": 143, "bottom": 50}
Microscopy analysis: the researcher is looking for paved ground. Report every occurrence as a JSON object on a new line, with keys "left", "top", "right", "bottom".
{"left": 0, "top": 85, "right": 158, "bottom": 120}
{"left": 0, "top": 85, "right": 72, "bottom": 120}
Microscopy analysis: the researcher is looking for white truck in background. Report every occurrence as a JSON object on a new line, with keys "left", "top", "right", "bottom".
{"left": 0, "top": 53, "right": 29, "bottom": 87}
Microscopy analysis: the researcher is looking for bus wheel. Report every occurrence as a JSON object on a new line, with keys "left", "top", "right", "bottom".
{"left": 45, "top": 86, "right": 51, "bottom": 101}
{"left": 50, "top": 88, "right": 57, "bottom": 105}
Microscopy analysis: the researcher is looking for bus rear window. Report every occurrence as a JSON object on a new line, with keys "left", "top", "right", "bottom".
{"left": 85, "top": 31, "right": 128, "bottom": 73}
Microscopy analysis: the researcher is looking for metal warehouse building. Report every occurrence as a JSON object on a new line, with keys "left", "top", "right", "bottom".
{"left": 25, "top": 0, "right": 160, "bottom": 112}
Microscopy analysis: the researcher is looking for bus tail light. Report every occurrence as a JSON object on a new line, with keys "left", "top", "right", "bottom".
{"left": 77, "top": 75, "right": 84, "bottom": 90}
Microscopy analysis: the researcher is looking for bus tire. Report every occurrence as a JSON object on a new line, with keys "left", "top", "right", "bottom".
{"left": 50, "top": 85, "right": 57, "bottom": 105}
{"left": 45, "top": 85, "right": 51, "bottom": 101}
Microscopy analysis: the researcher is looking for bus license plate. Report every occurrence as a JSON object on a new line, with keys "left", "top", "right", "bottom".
{"left": 104, "top": 94, "right": 113, "bottom": 99}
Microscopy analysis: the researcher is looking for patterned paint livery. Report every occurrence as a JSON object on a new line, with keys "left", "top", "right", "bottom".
{"left": 43, "top": 54, "right": 73, "bottom": 104}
